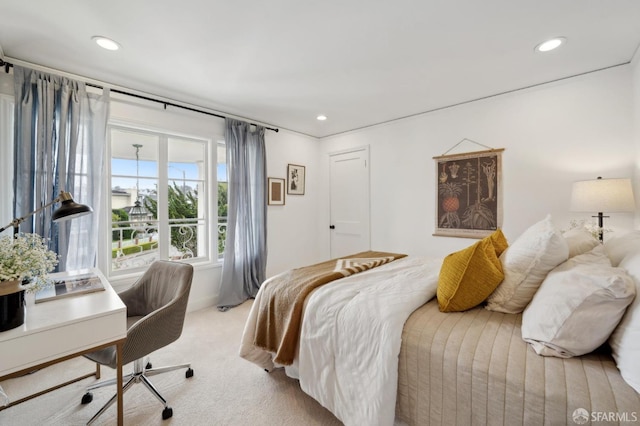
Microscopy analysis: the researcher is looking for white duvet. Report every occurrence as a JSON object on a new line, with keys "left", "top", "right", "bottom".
{"left": 240, "top": 255, "right": 441, "bottom": 426}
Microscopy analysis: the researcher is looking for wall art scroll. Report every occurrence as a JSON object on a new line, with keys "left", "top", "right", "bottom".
{"left": 433, "top": 148, "right": 504, "bottom": 238}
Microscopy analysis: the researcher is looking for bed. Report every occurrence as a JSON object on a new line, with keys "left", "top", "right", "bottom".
{"left": 240, "top": 219, "right": 640, "bottom": 426}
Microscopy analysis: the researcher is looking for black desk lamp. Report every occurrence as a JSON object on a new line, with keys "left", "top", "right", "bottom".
{"left": 0, "top": 191, "right": 93, "bottom": 236}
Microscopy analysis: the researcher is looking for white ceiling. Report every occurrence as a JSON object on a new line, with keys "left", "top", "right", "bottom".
{"left": 1, "top": 1, "right": 640, "bottom": 138}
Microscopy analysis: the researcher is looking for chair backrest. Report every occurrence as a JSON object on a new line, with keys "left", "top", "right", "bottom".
{"left": 119, "top": 260, "right": 194, "bottom": 365}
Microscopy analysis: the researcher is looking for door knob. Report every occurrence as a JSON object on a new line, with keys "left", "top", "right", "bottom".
{"left": 329, "top": 225, "right": 335, "bottom": 229}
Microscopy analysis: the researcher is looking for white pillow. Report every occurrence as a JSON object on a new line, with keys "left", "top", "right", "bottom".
{"left": 609, "top": 250, "right": 640, "bottom": 393}
{"left": 563, "top": 228, "right": 599, "bottom": 258}
{"left": 522, "top": 262, "right": 635, "bottom": 358}
{"left": 552, "top": 244, "right": 610, "bottom": 273}
{"left": 486, "top": 215, "right": 569, "bottom": 313}
{"left": 604, "top": 231, "right": 640, "bottom": 266}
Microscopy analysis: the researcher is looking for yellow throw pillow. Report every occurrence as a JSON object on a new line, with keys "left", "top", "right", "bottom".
{"left": 437, "top": 231, "right": 506, "bottom": 312}
{"left": 488, "top": 228, "right": 508, "bottom": 257}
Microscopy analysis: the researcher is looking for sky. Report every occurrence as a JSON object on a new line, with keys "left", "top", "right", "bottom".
{"left": 111, "top": 159, "right": 227, "bottom": 190}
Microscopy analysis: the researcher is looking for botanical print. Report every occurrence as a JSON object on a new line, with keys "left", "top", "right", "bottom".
{"left": 287, "top": 164, "right": 305, "bottom": 195}
{"left": 434, "top": 149, "right": 503, "bottom": 238}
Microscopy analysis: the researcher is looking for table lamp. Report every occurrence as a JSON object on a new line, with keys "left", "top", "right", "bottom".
{"left": 570, "top": 177, "right": 636, "bottom": 242}
{"left": 0, "top": 191, "right": 93, "bottom": 236}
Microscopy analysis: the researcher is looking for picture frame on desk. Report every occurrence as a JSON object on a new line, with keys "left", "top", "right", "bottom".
{"left": 35, "top": 273, "right": 105, "bottom": 303}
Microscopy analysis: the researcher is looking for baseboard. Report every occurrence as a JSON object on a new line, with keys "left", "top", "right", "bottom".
{"left": 187, "top": 295, "right": 218, "bottom": 313}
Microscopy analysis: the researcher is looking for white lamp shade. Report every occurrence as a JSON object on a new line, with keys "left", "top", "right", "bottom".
{"left": 570, "top": 178, "right": 636, "bottom": 213}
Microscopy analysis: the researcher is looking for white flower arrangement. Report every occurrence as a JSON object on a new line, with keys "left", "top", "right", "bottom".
{"left": 0, "top": 232, "right": 59, "bottom": 292}
{"left": 565, "top": 219, "right": 611, "bottom": 241}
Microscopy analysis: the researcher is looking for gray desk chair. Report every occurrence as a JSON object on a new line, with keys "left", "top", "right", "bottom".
{"left": 81, "top": 260, "right": 194, "bottom": 424}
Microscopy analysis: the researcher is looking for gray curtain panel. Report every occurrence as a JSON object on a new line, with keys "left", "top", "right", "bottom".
{"left": 217, "top": 118, "right": 267, "bottom": 311}
{"left": 13, "top": 66, "right": 109, "bottom": 270}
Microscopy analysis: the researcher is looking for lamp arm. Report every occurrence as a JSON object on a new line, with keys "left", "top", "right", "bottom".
{"left": 0, "top": 194, "right": 63, "bottom": 234}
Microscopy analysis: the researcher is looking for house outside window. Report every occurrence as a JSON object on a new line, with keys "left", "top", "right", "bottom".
{"left": 108, "top": 125, "right": 219, "bottom": 274}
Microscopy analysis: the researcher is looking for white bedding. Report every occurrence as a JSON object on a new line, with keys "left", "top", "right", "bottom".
{"left": 240, "top": 255, "right": 442, "bottom": 426}
{"left": 297, "top": 256, "right": 441, "bottom": 426}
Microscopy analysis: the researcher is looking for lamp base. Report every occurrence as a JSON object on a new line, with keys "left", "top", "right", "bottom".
{"left": 0, "top": 289, "right": 25, "bottom": 332}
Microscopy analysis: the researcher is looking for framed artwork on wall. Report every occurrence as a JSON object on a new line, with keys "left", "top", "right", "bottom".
{"left": 287, "top": 164, "right": 305, "bottom": 195}
{"left": 268, "top": 177, "right": 285, "bottom": 205}
{"left": 433, "top": 148, "right": 504, "bottom": 238}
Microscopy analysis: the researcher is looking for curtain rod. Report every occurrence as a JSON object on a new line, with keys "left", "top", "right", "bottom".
{"left": 0, "top": 58, "right": 279, "bottom": 132}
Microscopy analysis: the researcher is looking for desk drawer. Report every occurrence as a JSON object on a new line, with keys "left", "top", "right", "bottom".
{"left": 0, "top": 311, "right": 126, "bottom": 377}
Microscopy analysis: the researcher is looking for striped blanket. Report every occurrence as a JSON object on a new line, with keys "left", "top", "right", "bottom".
{"left": 252, "top": 251, "right": 406, "bottom": 365}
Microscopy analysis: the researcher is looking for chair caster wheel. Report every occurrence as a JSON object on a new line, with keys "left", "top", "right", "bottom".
{"left": 81, "top": 392, "right": 93, "bottom": 404}
{"left": 162, "top": 406, "right": 173, "bottom": 420}
{"left": 186, "top": 368, "right": 194, "bottom": 378}
{"left": 146, "top": 361, "right": 152, "bottom": 369}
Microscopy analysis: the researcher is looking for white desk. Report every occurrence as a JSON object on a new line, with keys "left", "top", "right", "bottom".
{"left": 0, "top": 269, "right": 127, "bottom": 425}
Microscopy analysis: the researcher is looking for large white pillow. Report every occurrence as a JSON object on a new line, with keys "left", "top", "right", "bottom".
{"left": 604, "top": 230, "right": 640, "bottom": 266}
{"left": 609, "top": 250, "right": 640, "bottom": 393}
{"left": 522, "top": 260, "right": 635, "bottom": 358}
{"left": 552, "top": 244, "right": 610, "bottom": 273}
{"left": 563, "top": 228, "right": 599, "bottom": 258}
{"left": 486, "top": 215, "right": 569, "bottom": 313}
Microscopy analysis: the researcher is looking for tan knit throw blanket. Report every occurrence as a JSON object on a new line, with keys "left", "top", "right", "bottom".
{"left": 252, "top": 251, "right": 407, "bottom": 366}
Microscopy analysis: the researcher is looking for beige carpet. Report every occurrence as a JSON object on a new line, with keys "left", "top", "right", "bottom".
{"left": 0, "top": 301, "right": 344, "bottom": 426}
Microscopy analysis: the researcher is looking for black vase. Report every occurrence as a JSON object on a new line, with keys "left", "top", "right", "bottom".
{"left": 0, "top": 289, "right": 26, "bottom": 332}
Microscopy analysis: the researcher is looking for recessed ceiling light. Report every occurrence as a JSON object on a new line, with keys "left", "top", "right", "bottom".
{"left": 317, "top": 115, "right": 327, "bottom": 121}
{"left": 535, "top": 37, "right": 566, "bottom": 53}
{"left": 92, "top": 36, "right": 121, "bottom": 51}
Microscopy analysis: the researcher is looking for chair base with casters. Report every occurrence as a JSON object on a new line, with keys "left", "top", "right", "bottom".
{"left": 81, "top": 357, "right": 194, "bottom": 424}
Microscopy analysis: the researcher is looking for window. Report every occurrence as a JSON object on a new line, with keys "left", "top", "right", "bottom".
{"left": 217, "top": 142, "right": 227, "bottom": 258}
{"left": 108, "top": 125, "right": 214, "bottom": 274}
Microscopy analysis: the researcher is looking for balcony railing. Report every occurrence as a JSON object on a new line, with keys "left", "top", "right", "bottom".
{"left": 218, "top": 217, "right": 227, "bottom": 258}
{"left": 111, "top": 218, "right": 227, "bottom": 270}
{"left": 111, "top": 221, "right": 159, "bottom": 270}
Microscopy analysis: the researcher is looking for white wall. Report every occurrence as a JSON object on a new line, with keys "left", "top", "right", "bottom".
{"left": 265, "top": 129, "right": 323, "bottom": 277}
{"left": 318, "top": 66, "right": 636, "bottom": 258}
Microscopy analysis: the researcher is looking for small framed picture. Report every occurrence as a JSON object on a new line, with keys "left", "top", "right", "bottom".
{"left": 268, "top": 177, "right": 285, "bottom": 205}
{"left": 287, "top": 164, "right": 305, "bottom": 195}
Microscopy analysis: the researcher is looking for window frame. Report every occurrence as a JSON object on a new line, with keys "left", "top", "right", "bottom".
{"left": 216, "top": 140, "right": 228, "bottom": 260}
{"left": 101, "top": 121, "right": 220, "bottom": 278}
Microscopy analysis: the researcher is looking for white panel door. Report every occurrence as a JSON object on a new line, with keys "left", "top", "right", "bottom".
{"left": 329, "top": 147, "right": 370, "bottom": 258}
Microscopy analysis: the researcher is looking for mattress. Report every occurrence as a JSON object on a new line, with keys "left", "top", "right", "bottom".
{"left": 396, "top": 299, "right": 640, "bottom": 425}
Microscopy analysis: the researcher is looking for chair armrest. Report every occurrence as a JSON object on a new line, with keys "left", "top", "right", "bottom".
{"left": 117, "top": 277, "right": 153, "bottom": 317}
{"left": 117, "top": 286, "right": 138, "bottom": 311}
